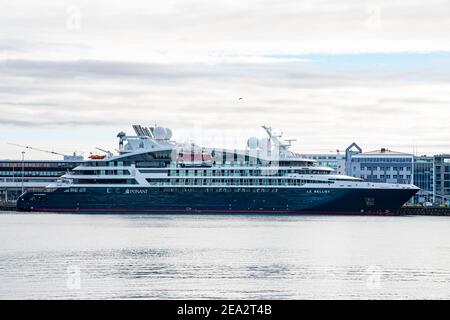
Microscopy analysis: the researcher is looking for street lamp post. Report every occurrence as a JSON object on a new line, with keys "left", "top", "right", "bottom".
{"left": 21, "top": 151, "right": 25, "bottom": 195}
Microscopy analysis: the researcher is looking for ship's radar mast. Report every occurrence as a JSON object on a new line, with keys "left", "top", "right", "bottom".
{"left": 117, "top": 131, "right": 126, "bottom": 151}
{"left": 261, "top": 125, "right": 296, "bottom": 152}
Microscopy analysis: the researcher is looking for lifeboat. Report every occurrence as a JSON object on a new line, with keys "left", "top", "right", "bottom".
{"left": 88, "top": 154, "right": 106, "bottom": 160}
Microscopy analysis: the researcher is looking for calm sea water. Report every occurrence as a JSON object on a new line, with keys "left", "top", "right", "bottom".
{"left": 1, "top": 212, "right": 450, "bottom": 300}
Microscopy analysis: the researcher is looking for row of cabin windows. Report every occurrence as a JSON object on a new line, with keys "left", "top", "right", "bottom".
{"left": 73, "top": 168, "right": 328, "bottom": 177}
{"left": 180, "top": 160, "right": 314, "bottom": 167}
{"left": 76, "top": 167, "right": 329, "bottom": 177}
{"left": 157, "top": 187, "right": 280, "bottom": 193}
{"left": 73, "top": 179, "right": 138, "bottom": 185}
{"left": 72, "top": 170, "right": 130, "bottom": 176}
{"left": 186, "top": 160, "right": 314, "bottom": 167}
{"left": 85, "top": 161, "right": 315, "bottom": 169}
{"left": 146, "top": 178, "right": 332, "bottom": 186}
{"left": 84, "top": 157, "right": 314, "bottom": 169}
{"left": 104, "top": 187, "right": 281, "bottom": 193}
{"left": 168, "top": 169, "right": 329, "bottom": 177}
{"left": 64, "top": 188, "right": 87, "bottom": 193}
{"left": 85, "top": 161, "right": 169, "bottom": 168}
{"left": 86, "top": 161, "right": 127, "bottom": 167}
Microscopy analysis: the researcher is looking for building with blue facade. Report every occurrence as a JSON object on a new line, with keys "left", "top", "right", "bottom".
{"left": 345, "top": 144, "right": 441, "bottom": 205}
{"left": 346, "top": 148, "right": 414, "bottom": 184}
{"left": 434, "top": 154, "right": 450, "bottom": 206}
{"left": 413, "top": 156, "right": 434, "bottom": 204}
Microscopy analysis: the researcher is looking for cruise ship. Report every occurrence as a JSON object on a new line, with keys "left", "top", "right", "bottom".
{"left": 17, "top": 125, "right": 419, "bottom": 214}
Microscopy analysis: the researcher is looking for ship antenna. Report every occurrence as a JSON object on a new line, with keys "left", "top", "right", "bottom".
{"left": 261, "top": 125, "right": 292, "bottom": 151}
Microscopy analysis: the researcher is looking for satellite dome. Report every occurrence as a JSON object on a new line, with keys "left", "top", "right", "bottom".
{"left": 153, "top": 126, "right": 167, "bottom": 140}
{"left": 247, "top": 137, "right": 259, "bottom": 149}
{"left": 165, "top": 128, "right": 173, "bottom": 140}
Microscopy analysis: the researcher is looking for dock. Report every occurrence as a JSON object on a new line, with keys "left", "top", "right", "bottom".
{"left": 399, "top": 206, "right": 450, "bottom": 216}
{"left": 0, "top": 202, "right": 16, "bottom": 211}
{"left": 1, "top": 201, "right": 450, "bottom": 215}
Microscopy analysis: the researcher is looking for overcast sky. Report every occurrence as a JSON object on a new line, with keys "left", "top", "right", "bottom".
{"left": 1, "top": 0, "right": 450, "bottom": 159}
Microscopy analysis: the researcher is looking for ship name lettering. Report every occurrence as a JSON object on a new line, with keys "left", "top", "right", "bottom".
{"left": 127, "top": 189, "right": 148, "bottom": 194}
{"left": 306, "top": 189, "right": 330, "bottom": 194}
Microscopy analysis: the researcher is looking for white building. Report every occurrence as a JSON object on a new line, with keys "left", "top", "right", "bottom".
{"left": 300, "top": 153, "right": 346, "bottom": 175}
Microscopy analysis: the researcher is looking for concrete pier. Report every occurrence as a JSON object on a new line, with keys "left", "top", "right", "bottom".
{"left": 1, "top": 201, "right": 450, "bottom": 215}
{"left": 400, "top": 207, "right": 450, "bottom": 216}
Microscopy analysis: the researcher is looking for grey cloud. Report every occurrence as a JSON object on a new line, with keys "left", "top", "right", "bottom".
{"left": 2, "top": 59, "right": 450, "bottom": 89}
{"left": 0, "top": 41, "right": 29, "bottom": 53}
{"left": 379, "top": 97, "right": 450, "bottom": 105}
{"left": 0, "top": 101, "right": 62, "bottom": 107}
{"left": 1, "top": 57, "right": 450, "bottom": 155}
{"left": 0, "top": 59, "right": 300, "bottom": 84}
{"left": 341, "top": 104, "right": 411, "bottom": 115}
{"left": 0, "top": 118, "right": 123, "bottom": 127}
{"left": 0, "top": 59, "right": 309, "bottom": 81}
{"left": 2, "top": 1, "right": 450, "bottom": 156}
{"left": 0, "top": 59, "right": 206, "bottom": 80}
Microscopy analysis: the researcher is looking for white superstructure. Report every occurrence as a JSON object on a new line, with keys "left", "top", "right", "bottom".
{"left": 50, "top": 125, "right": 417, "bottom": 192}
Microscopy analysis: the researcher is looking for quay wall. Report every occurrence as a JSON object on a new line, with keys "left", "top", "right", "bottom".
{"left": 399, "top": 207, "right": 450, "bottom": 216}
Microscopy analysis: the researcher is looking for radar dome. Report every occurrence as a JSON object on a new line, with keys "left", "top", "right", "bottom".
{"left": 165, "top": 128, "right": 173, "bottom": 140}
{"left": 247, "top": 137, "right": 259, "bottom": 149}
{"left": 153, "top": 126, "right": 167, "bottom": 140}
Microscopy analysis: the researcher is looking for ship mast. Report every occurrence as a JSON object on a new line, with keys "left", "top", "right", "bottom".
{"left": 261, "top": 125, "right": 296, "bottom": 153}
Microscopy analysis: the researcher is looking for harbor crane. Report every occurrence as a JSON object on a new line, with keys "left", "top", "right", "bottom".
{"left": 7, "top": 143, "right": 83, "bottom": 160}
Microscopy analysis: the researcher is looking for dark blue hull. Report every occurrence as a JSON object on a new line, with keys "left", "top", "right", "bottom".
{"left": 16, "top": 186, "right": 418, "bottom": 215}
